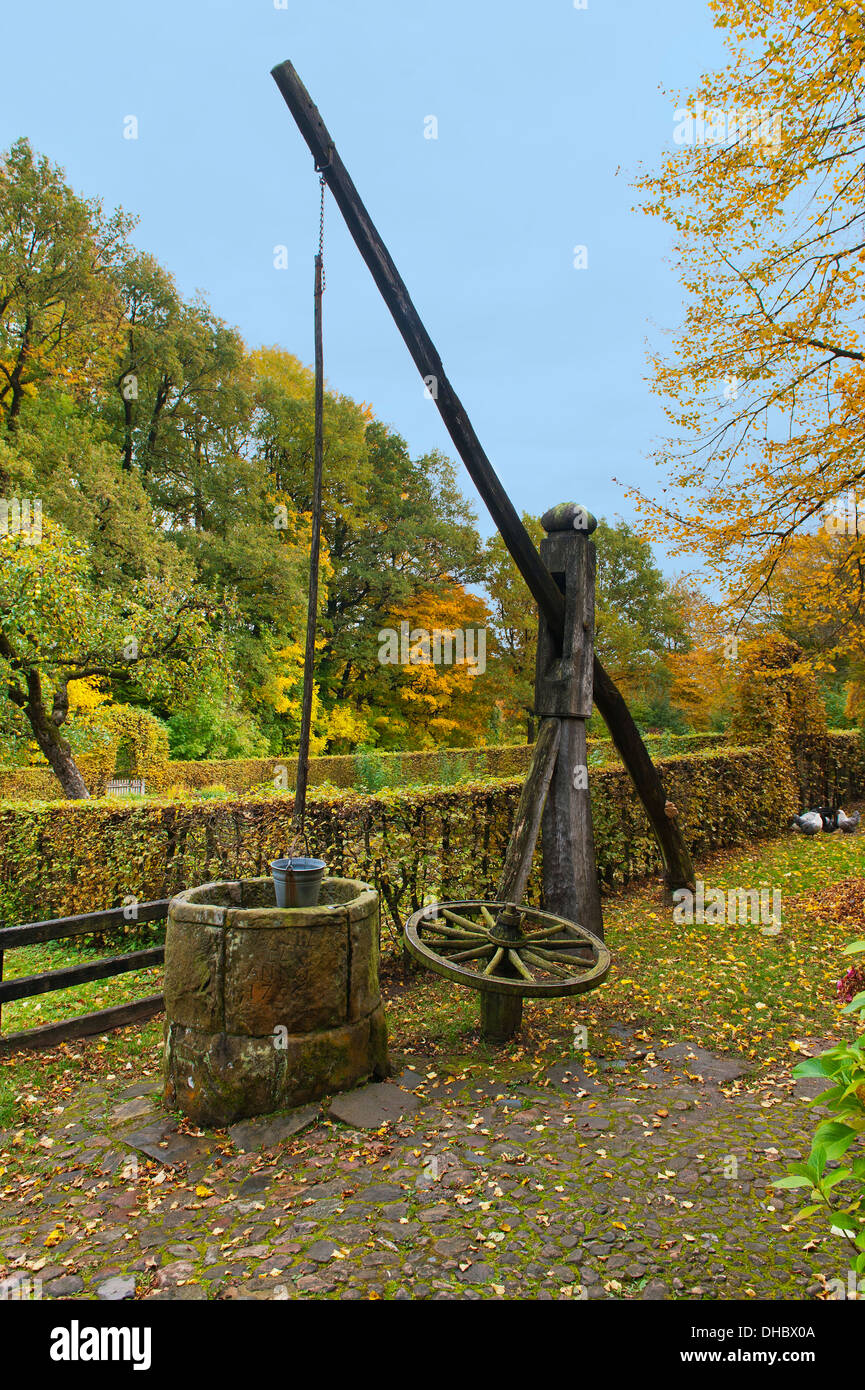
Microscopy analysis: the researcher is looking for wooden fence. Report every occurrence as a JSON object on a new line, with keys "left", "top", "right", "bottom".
{"left": 105, "top": 777, "right": 147, "bottom": 796}
{"left": 0, "top": 900, "right": 169, "bottom": 1055}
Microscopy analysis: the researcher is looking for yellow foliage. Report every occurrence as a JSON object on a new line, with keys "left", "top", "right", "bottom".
{"left": 633, "top": 0, "right": 865, "bottom": 641}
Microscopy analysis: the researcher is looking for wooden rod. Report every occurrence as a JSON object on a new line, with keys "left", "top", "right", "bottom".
{"left": 294, "top": 250, "right": 326, "bottom": 838}
{"left": 0, "top": 947, "right": 165, "bottom": 1005}
{"left": 0, "top": 901, "right": 170, "bottom": 951}
{"left": 0, "top": 995, "right": 164, "bottom": 1056}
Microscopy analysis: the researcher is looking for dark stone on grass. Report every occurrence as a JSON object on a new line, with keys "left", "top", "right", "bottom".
{"left": 306, "top": 1240, "right": 338, "bottom": 1263}
{"left": 146, "top": 1284, "right": 208, "bottom": 1301}
{"left": 44, "top": 1275, "right": 84, "bottom": 1297}
{"left": 121, "top": 1121, "right": 209, "bottom": 1166}
{"left": 239, "top": 1172, "right": 274, "bottom": 1195}
{"left": 362, "top": 1183, "right": 404, "bottom": 1202}
{"left": 119, "top": 1081, "right": 162, "bottom": 1100}
{"left": 109, "top": 1096, "right": 160, "bottom": 1126}
{"left": 544, "top": 1063, "right": 603, "bottom": 1092}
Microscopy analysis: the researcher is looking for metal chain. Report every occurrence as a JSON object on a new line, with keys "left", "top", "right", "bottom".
{"left": 318, "top": 173, "right": 326, "bottom": 292}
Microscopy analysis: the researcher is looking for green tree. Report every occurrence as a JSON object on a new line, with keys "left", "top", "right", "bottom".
{"left": 0, "top": 520, "right": 211, "bottom": 796}
{"left": 0, "top": 139, "right": 132, "bottom": 449}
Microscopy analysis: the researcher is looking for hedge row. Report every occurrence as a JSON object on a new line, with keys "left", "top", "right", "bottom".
{"left": 1, "top": 733, "right": 860, "bottom": 938}
{"left": 0, "top": 731, "right": 729, "bottom": 803}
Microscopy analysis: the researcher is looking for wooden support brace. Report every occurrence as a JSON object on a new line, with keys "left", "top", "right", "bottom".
{"left": 496, "top": 717, "right": 561, "bottom": 905}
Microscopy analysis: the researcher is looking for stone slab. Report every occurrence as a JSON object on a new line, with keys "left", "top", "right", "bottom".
{"left": 97, "top": 1275, "right": 136, "bottom": 1300}
{"left": 109, "top": 1096, "right": 160, "bottom": 1126}
{"left": 228, "top": 1103, "right": 320, "bottom": 1152}
{"left": 328, "top": 1082, "right": 422, "bottom": 1130}
{"left": 120, "top": 1121, "right": 210, "bottom": 1165}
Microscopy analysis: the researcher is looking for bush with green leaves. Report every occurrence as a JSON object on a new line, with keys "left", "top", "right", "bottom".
{"left": 775, "top": 939, "right": 865, "bottom": 1279}
{"left": 353, "top": 745, "right": 391, "bottom": 793}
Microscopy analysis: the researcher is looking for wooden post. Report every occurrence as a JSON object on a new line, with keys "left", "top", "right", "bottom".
{"left": 536, "top": 504, "right": 604, "bottom": 940}
{"left": 496, "top": 717, "right": 561, "bottom": 905}
{"left": 480, "top": 991, "right": 524, "bottom": 1044}
{"left": 484, "top": 716, "right": 561, "bottom": 1042}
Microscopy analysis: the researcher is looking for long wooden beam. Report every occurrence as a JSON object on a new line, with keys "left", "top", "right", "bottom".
{"left": 271, "top": 61, "right": 564, "bottom": 636}
{"left": 270, "top": 60, "right": 695, "bottom": 892}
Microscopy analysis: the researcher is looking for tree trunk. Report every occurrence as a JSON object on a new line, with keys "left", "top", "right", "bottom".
{"left": 0, "top": 645, "right": 93, "bottom": 800}
{"left": 27, "top": 702, "right": 91, "bottom": 799}
{"left": 5, "top": 318, "right": 32, "bottom": 432}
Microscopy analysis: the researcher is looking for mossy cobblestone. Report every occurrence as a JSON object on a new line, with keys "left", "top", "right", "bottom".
{"left": 0, "top": 1036, "right": 846, "bottom": 1301}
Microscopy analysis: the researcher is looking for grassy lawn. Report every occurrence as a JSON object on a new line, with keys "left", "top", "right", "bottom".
{"left": 1, "top": 827, "right": 862, "bottom": 1131}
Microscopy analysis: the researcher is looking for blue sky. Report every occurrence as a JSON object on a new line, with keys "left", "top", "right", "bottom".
{"left": 2, "top": 0, "right": 725, "bottom": 564}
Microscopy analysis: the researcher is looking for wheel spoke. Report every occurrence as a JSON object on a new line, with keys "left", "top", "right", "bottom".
{"left": 422, "top": 922, "right": 487, "bottom": 942}
{"left": 521, "top": 949, "right": 577, "bottom": 980}
{"left": 483, "top": 946, "right": 505, "bottom": 976}
{"left": 526, "top": 934, "right": 584, "bottom": 949}
{"left": 433, "top": 935, "right": 489, "bottom": 950}
{"left": 525, "top": 944, "right": 593, "bottom": 970}
{"left": 442, "top": 908, "right": 489, "bottom": 933}
{"left": 449, "top": 943, "right": 496, "bottom": 963}
{"left": 507, "top": 949, "right": 535, "bottom": 982}
{"left": 524, "top": 923, "right": 579, "bottom": 941}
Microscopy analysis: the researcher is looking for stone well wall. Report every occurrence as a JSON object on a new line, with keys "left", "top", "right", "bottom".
{"left": 162, "top": 876, "right": 388, "bottom": 1126}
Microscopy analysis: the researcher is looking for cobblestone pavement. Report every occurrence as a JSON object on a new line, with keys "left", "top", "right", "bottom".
{"left": 0, "top": 1033, "right": 845, "bottom": 1301}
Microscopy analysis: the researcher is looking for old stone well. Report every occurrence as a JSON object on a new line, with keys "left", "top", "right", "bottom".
{"left": 162, "top": 876, "right": 389, "bottom": 1126}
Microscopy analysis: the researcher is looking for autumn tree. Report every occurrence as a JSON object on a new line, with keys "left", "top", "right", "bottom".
{"left": 376, "top": 585, "right": 494, "bottom": 749}
{"left": 664, "top": 581, "right": 736, "bottom": 731}
{"left": 633, "top": 0, "right": 865, "bottom": 633}
{"left": 0, "top": 139, "right": 131, "bottom": 451}
{"left": 0, "top": 520, "right": 210, "bottom": 796}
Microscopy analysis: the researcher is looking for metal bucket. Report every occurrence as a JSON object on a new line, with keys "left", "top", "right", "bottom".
{"left": 269, "top": 857, "right": 327, "bottom": 908}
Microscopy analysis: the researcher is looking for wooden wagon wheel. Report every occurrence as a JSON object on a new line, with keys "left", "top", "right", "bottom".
{"left": 404, "top": 901, "right": 610, "bottom": 1001}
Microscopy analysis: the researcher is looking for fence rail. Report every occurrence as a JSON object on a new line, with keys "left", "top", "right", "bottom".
{"left": 0, "top": 899, "right": 170, "bottom": 1055}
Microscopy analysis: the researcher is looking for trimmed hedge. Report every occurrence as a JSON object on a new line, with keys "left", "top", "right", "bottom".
{"left": 0, "top": 731, "right": 729, "bottom": 804}
{"left": 1, "top": 732, "right": 860, "bottom": 939}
